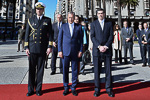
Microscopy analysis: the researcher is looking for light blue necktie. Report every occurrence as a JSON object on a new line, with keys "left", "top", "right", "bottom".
{"left": 82, "top": 26, "right": 87, "bottom": 44}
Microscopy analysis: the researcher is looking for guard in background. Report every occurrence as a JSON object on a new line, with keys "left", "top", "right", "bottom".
{"left": 17, "top": 25, "right": 25, "bottom": 52}
{"left": 24, "top": 2, "right": 52, "bottom": 96}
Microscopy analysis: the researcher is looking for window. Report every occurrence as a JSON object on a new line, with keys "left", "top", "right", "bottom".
{"left": 144, "top": 0, "right": 150, "bottom": 9}
{"left": 114, "top": 0, "right": 117, "bottom": 9}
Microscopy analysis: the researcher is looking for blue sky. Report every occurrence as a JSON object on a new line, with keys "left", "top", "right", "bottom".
{"left": 38, "top": 0, "right": 57, "bottom": 20}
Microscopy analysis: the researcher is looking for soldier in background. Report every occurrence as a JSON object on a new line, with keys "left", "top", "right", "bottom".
{"left": 17, "top": 25, "right": 25, "bottom": 52}
{"left": 24, "top": 2, "right": 53, "bottom": 96}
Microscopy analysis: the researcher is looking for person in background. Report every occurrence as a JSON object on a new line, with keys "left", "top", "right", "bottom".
{"left": 88, "top": 24, "right": 94, "bottom": 66}
{"left": 113, "top": 24, "right": 122, "bottom": 64}
{"left": 74, "top": 15, "right": 80, "bottom": 24}
{"left": 17, "top": 25, "right": 25, "bottom": 52}
{"left": 74, "top": 15, "right": 81, "bottom": 82}
{"left": 80, "top": 21, "right": 88, "bottom": 75}
{"left": 121, "top": 21, "right": 135, "bottom": 65}
{"left": 50, "top": 14, "right": 63, "bottom": 75}
{"left": 2, "top": 29, "right": 6, "bottom": 42}
{"left": 136, "top": 24, "right": 143, "bottom": 60}
{"left": 141, "top": 22, "right": 150, "bottom": 67}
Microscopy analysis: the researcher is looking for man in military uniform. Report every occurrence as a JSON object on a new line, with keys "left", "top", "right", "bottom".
{"left": 24, "top": 2, "right": 53, "bottom": 96}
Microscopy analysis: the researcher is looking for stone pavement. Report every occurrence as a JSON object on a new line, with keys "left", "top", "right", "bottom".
{"left": 0, "top": 40, "right": 150, "bottom": 85}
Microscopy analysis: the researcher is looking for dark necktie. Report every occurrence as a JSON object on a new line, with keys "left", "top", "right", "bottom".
{"left": 58, "top": 23, "right": 60, "bottom": 29}
{"left": 38, "top": 17, "right": 40, "bottom": 23}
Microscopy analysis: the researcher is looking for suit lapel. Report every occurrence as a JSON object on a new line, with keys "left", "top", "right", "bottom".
{"left": 96, "top": 20, "right": 103, "bottom": 33}
{"left": 72, "top": 23, "right": 76, "bottom": 38}
{"left": 103, "top": 20, "right": 107, "bottom": 33}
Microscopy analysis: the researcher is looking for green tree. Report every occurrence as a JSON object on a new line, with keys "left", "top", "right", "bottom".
{"left": 104, "top": 0, "right": 139, "bottom": 28}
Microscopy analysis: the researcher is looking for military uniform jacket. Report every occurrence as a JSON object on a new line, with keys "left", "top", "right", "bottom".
{"left": 24, "top": 15, "right": 53, "bottom": 54}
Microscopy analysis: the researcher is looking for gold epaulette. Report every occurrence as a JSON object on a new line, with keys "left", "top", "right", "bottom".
{"left": 49, "top": 41, "right": 53, "bottom": 46}
{"left": 28, "top": 19, "right": 37, "bottom": 36}
{"left": 24, "top": 42, "right": 28, "bottom": 47}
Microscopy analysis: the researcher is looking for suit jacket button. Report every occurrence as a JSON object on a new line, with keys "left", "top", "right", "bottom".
{"left": 40, "top": 33, "right": 42, "bottom": 35}
{"left": 40, "top": 37, "right": 42, "bottom": 39}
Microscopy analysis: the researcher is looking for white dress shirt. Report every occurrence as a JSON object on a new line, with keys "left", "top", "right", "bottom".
{"left": 37, "top": 15, "right": 43, "bottom": 20}
{"left": 58, "top": 22, "right": 62, "bottom": 28}
{"left": 68, "top": 22, "right": 74, "bottom": 37}
{"left": 98, "top": 19, "right": 105, "bottom": 30}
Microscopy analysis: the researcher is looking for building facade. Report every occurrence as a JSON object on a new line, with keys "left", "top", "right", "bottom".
{"left": 0, "top": 0, "right": 38, "bottom": 31}
{"left": 55, "top": 0, "right": 150, "bottom": 31}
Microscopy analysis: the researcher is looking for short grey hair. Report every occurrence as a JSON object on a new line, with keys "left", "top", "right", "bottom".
{"left": 68, "top": 12, "right": 75, "bottom": 17}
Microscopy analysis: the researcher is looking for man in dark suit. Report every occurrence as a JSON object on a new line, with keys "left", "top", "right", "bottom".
{"left": 24, "top": 2, "right": 52, "bottom": 96}
{"left": 136, "top": 24, "right": 143, "bottom": 60}
{"left": 50, "top": 14, "right": 63, "bottom": 75}
{"left": 121, "top": 21, "right": 135, "bottom": 65}
{"left": 141, "top": 22, "right": 150, "bottom": 67}
{"left": 90, "top": 8, "right": 114, "bottom": 97}
{"left": 58, "top": 12, "right": 83, "bottom": 96}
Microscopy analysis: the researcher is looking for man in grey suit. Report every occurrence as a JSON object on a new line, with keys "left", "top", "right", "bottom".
{"left": 121, "top": 21, "right": 135, "bottom": 65}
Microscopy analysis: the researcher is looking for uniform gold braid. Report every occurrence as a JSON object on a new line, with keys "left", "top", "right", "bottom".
{"left": 49, "top": 41, "right": 53, "bottom": 46}
{"left": 28, "top": 19, "right": 37, "bottom": 37}
{"left": 24, "top": 42, "right": 28, "bottom": 46}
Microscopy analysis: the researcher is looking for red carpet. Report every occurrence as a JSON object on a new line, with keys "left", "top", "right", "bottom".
{"left": 0, "top": 82, "right": 150, "bottom": 100}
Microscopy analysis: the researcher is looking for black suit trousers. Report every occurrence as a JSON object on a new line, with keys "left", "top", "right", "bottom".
{"left": 142, "top": 45, "right": 150, "bottom": 65}
{"left": 93, "top": 55, "right": 112, "bottom": 92}
{"left": 28, "top": 53, "right": 46, "bottom": 92}
{"left": 51, "top": 46, "right": 63, "bottom": 72}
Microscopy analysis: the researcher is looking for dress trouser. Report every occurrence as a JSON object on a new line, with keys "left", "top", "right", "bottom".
{"left": 142, "top": 45, "right": 150, "bottom": 65}
{"left": 28, "top": 53, "right": 46, "bottom": 92}
{"left": 115, "top": 50, "right": 122, "bottom": 63}
{"left": 18, "top": 39, "right": 24, "bottom": 51}
{"left": 51, "top": 46, "right": 63, "bottom": 72}
{"left": 139, "top": 43, "right": 143, "bottom": 60}
{"left": 93, "top": 55, "right": 112, "bottom": 92}
{"left": 80, "top": 44, "right": 88, "bottom": 73}
{"left": 123, "top": 43, "right": 134, "bottom": 63}
{"left": 63, "top": 52, "right": 78, "bottom": 91}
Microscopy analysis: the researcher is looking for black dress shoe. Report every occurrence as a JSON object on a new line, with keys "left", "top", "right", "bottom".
{"left": 50, "top": 71, "right": 55, "bottom": 75}
{"left": 36, "top": 91, "right": 42, "bottom": 96}
{"left": 71, "top": 90, "right": 78, "bottom": 96}
{"left": 93, "top": 91, "right": 100, "bottom": 97}
{"left": 63, "top": 90, "right": 69, "bottom": 96}
{"left": 131, "top": 63, "right": 136, "bottom": 65}
{"left": 142, "top": 64, "right": 146, "bottom": 67}
{"left": 107, "top": 91, "right": 114, "bottom": 97}
{"left": 26, "top": 92, "right": 34, "bottom": 96}
{"left": 60, "top": 71, "right": 63, "bottom": 74}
